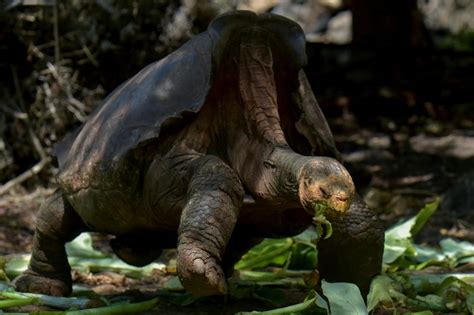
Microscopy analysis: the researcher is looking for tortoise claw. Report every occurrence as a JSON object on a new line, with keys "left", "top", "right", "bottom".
{"left": 177, "top": 249, "right": 228, "bottom": 296}
{"left": 13, "top": 270, "right": 71, "bottom": 297}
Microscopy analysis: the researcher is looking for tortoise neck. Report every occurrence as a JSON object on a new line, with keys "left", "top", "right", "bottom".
{"left": 238, "top": 31, "right": 288, "bottom": 147}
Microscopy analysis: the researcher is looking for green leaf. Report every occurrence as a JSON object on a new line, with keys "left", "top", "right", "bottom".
{"left": 383, "top": 240, "right": 413, "bottom": 264}
{"left": 313, "top": 210, "right": 332, "bottom": 240}
{"left": 4, "top": 254, "right": 29, "bottom": 278}
{"left": 0, "top": 282, "right": 11, "bottom": 291}
{"left": 235, "top": 238, "right": 293, "bottom": 270}
{"left": 66, "top": 233, "right": 165, "bottom": 278}
{"left": 163, "top": 276, "right": 184, "bottom": 291}
{"left": 411, "top": 245, "right": 446, "bottom": 263}
{"left": 0, "top": 296, "right": 37, "bottom": 309}
{"left": 409, "top": 198, "right": 440, "bottom": 236}
{"left": 1, "top": 291, "right": 96, "bottom": 310}
{"left": 288, "top": 243, "right": 317, "bottom": 270}
{"left": 439, "top": 238, "right": 474, "bottom": 260}
{"left": 321, "top": 280, "right": 367, "bottom": 315}
{"left": 467, "top": 291, "right": 474, "bottom": 314}
{"left": 293, "top": 229, "right": 319, "bottom": 245}
{"left": 65, "top": 234, "right": 107, "bottom": 259}
{"left": 383, "top": 199, "right": 440, "bottom": 265}
{"left": 0, "top": 257, "right": 8, "bottom": 281}
{"left": 5, "top": 233, "right": 165, "bottom": 279}
{"left": 238, "top": 270, "right": 282, "bottom": 282}
{"left": 67, "top": 256, "right": 165, "bottom": 278}
{"left": 407, "top": 273, "right": 474, "bottom": 293}
{"left": 366, "top": 275, "right": 395, "bottom": 311}
{"left": 416, "top": 294, "right": 444, "bottom": 307}
{"left": 237, "top": 290, "right": 327, "bottom": 314}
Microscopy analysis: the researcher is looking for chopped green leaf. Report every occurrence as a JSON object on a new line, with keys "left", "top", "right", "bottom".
{"left": 367, "top": 275, "right": 395, "bottom": 311}
{"left": 383, "top": 199, "right": 440, "bottom": 265}
{"left": 237, "top": 290, "right": 327, "bottom": 314}
{"left": 313, "top": 204, "right": 332, "bottom": 240}
{"left": 4, "top": 254, "right": 29, "bottom": 278}
{"left": 409, "top": 198, "right": 440, "bottom": 236}
{"left": 321, "top": 280, "right": 367, "bottom": 315}
{"left": 235, "top": 238, "right": 293, "bottom": 270}
{"left": 163, "top": 276, "right": 184, "bottom": 291}
{"left": 1, "top": 291, "right": 97, "bottom": 310}
{"left": 440, "top": 238, "right": 474, "bottom": 260}
{"left": 65, "top": 234, "right": 107, "bottom": 259}
{"left": 0, "top": 296, "right": 37, "bottom": 309}
{"left": 467, "top": 291, "right": 474, "bottom": 314}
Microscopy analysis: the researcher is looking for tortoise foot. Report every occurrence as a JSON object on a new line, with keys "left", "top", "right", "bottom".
{"left": 13, "top": 271, "right": 71, "bottom": 296}
{"left": 177, "top": 250, "right": 227, "bottom": 297}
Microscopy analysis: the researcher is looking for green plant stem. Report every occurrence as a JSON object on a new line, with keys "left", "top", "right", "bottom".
{"left": 0, "top": 296, "right": 37, "bottom": 308}
{"left": 1, "top": 291, "right": 94, "bottom": 310}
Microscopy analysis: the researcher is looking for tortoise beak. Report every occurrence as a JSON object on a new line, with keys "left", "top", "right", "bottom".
{"left": 328, "top": 190, "right": 352, "bottom": 213}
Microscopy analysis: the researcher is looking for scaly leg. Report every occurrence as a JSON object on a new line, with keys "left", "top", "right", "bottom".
{"left": 13, "top": 191, "right": 86, "bottom": 296}
{"left": 176, "top": 156, "right": 243, "bottom": 296}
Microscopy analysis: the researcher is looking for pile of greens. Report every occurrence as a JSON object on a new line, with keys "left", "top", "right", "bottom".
{"left": 1, "top": 198, "right": 473, "bottom": 314}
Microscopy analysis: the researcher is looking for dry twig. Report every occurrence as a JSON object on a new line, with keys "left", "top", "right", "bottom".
{"left": 0, "top": 157, "right": 52, "bottom": 195}
{"left": 0, "top": 65, "right": 51, "bottom": 194}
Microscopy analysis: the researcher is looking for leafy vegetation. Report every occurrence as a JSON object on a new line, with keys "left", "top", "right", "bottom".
{"left": 0, "top": 198, "right": 473, "bottom": 314}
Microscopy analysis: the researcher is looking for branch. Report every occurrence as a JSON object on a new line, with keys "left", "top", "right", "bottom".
{"left": 0, "top": 157, "right": 52, "bottom": 195}
{"left": 10, "top": 64, "right": 47, "bottom": 160}
{"left": 5, "top": 65, "right": 51, "bottom": 194}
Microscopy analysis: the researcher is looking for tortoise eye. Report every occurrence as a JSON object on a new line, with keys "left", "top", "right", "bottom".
{"left": 318, "top": 186, "right": 329, "bottom": 198}
{"left": 264, "top": 160, "right": 276, "bottom": 169}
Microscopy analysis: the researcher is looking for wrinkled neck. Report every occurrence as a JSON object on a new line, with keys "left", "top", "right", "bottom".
{"left": 269, "top": 147, "right": 313, "bottom": 199}
{"left": 238, "top": 31, "right": 288, "bottom": 147}
{"left": 219, "top": 30, "right": 307, "bottom": 204}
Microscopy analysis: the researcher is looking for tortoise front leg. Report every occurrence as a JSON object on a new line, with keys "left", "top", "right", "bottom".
{"left": 13, "top": 191, "right": 86, "bottom": 296}
{"left": 177, "top": 156, "right": 244, "bottom": 296}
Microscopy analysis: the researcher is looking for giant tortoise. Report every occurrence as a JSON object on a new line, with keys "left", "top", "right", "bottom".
{"left": 14, "top": 11, "right": 383, "bottom": 297}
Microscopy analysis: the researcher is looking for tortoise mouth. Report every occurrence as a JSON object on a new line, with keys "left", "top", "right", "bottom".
{"left": 300, "top": 193, "right": 351, "bottom": 216}
{"left": 327, "top": 194, "right": 352, "bottom": 213}
{"left": 298, "top": 182, "right": 352, "bottom": 215}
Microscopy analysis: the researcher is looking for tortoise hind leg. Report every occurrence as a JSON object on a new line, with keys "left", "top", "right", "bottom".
{"left": 13, "top": 190, "right": 86, "bottom": 296}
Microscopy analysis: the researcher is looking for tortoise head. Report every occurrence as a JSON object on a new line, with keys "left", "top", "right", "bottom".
{"left": 298, "top": 157, "right": 355, "bottom": 214}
